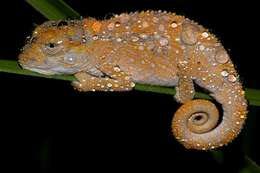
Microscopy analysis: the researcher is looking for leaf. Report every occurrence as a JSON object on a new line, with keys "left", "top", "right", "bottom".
{"left": 26, "top": 0, "right": 81, "bottom": 20}
{"left": 239, "top": 156, "right": 260, "bottom": 173}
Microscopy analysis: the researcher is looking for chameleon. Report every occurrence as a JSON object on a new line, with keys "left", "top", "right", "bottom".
{"left": 18, "top": 11, "right": 248, "bottom": 150}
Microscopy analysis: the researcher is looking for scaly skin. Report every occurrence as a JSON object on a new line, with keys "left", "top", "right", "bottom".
{"left": 18, "top": 11, "right": 248, "bottom": 150}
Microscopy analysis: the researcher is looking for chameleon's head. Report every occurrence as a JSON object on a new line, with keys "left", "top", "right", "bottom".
{"left": 19, "top": 20, "right": 91, "bottom": 75}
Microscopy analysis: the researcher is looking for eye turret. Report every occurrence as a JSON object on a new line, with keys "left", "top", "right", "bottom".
{"left": 43, "top": 42, "right": 63, "bottom": 55}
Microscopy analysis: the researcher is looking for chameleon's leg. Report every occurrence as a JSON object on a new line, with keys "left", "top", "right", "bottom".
{"left": 174, "top": 61, "right": 195, "bottom": 103}
{"left": 72, "top": 63, "right": 135, "bottom": 92}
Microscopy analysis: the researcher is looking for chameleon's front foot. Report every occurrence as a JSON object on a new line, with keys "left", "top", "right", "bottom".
{"left": 72, "top": 64, "right": 136, "bottom": 92}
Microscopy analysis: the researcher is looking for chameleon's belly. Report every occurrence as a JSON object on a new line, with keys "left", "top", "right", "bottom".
{"left": 133, "top": 74, "right": 179, "bottom": 86}
{"left": 120, "top": 63, "right": 179, "bottom": 86}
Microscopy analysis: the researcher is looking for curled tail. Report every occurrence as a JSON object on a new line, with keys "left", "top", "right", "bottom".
{"left": 172, "top": 82, "right": 248, "bottom": 150}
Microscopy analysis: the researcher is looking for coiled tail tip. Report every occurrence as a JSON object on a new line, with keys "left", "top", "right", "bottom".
{"left": 172, "top": 98, "right": 247, "bottom": 150}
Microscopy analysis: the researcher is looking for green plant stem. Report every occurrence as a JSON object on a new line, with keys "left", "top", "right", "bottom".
{"left": 1, "top": 59, "right": 260, "bottom": 106}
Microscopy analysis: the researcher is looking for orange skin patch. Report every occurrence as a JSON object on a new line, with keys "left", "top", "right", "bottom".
{"left": 18, "top": 11, "right": 248, "bottom": 150}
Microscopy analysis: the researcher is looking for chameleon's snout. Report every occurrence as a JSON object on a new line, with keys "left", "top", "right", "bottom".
{"left": 19, "top": 55, "right": 36, "bottom": 66}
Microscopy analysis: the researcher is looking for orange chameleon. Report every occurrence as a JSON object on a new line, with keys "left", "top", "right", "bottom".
{"left": 18, "top": 11, "right": 247, "bottom": 150}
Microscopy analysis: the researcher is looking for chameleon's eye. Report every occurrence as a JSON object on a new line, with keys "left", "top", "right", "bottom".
{"left": 43, "top": 42, "right": 62, "bottom": 55}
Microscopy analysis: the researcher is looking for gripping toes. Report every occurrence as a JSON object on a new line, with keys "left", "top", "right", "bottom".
{"left": 72, "top": 64, "right": 135, "bottom": 92}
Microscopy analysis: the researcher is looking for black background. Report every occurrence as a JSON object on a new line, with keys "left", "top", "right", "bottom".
{"left": 0, "top": 0, "right": 259, "bottom": 173}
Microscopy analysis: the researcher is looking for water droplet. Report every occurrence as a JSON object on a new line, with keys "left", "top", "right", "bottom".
{"left": 202, "top": 32, "right": 209, "bottom": 38}
{"left": 92, "top": 35, "right": 99, "bottom": 40}
{"left": 147, "top": 44, "right": 155, "bottom": 50}
{"left": 154, "top": 34, "right": 161, "bottom": 39}
{"left": 142, "top": 21, "right": 149, "bottom": 28}
{"left": 131, "top": 36, "right": 139, "bottom": 42}
{"left": 130, "top": 82, "right": 135, "bottom": 87}
{"left": 199, "top": 44, "right": 205, "bottom": 51}
{"left": 119, "top": 13, "right": 130, "bottom": 23}
{"left": 181, "top": 22, "right": 199, "bottom": 45}
{"left": 113, "top": 67, "right": 121, "bottom": 72}
{"left": 228, "top": 74, "right": 237, "bottom": 82}
{"left": 107, "top": 23, "right": 115, "bottom": 30}
{"left": 140, "top": 34, "right": 148, "bottom": 39}
{"left": 221, "top": 70, "right": 229, "bottom": 77}
{"left": 116, "top": 38, "right": 122, "bottom": 42}
{"left": 152, "top": 17, "right": 159, "bottom": 23}
{"left": 215, "top": 50, "right": 229, "bottom": 64}
{"left": 138, "top": 46, "right": 144, "bottom": 50}
{"left": 115, "top": 21, "right": 121, "bottom": 27}
{"left": 170, "top": 21, "right": 178, "bottom": 28}
{"left": 158, "top": 24, "right": 165, "bottom": 32}
{"left": 57, "top": 40, "right": 63, "bottom": 44}
{"left": 159, "top": 38, "right": 169, "bottom": 46}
